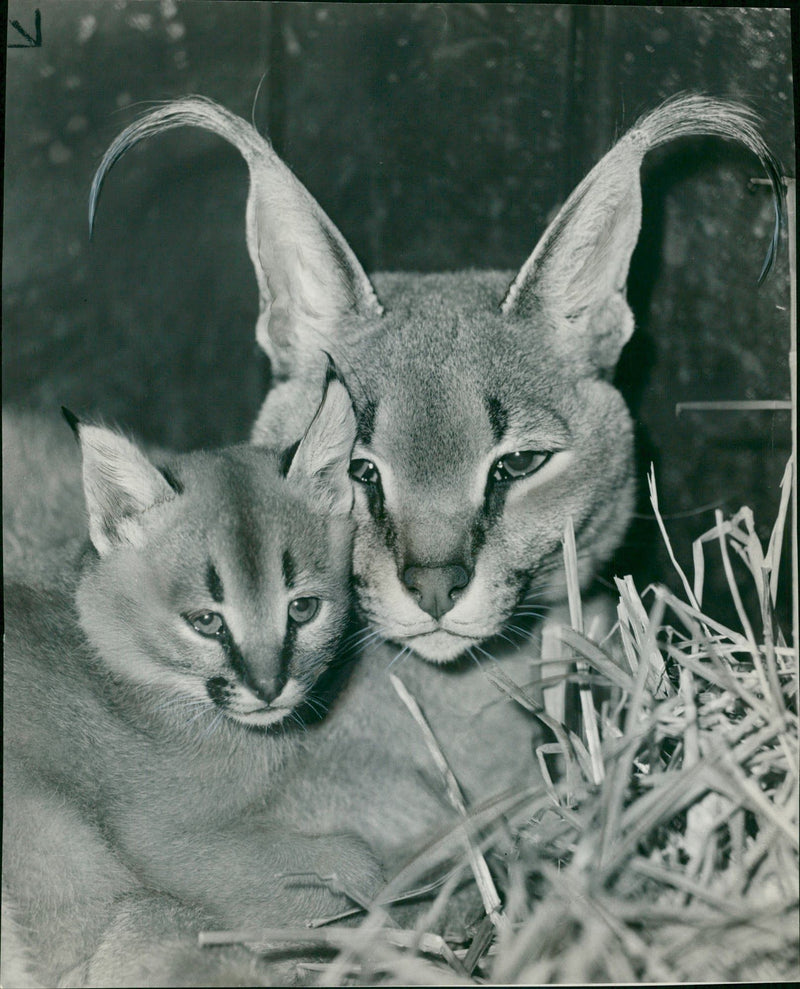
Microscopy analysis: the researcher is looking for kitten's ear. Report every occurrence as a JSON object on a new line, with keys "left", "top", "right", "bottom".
{"left": 70, "top": 415, "right": 175, "bottom": 556}
{"left": 286, "top": 373, "right": 357, "bottom": 516}
{"left": 89, "top": 98, "right": 383, "bottom": 381}
{"left": 501, "top": 95, "right": 783, "bottom": 370}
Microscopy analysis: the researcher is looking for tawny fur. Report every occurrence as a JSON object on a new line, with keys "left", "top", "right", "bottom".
{"left": 2, "top": 92, "right": 783, "bottom": 985}
{"left": 3, "top": 385, "right": 386, "bottom": 987}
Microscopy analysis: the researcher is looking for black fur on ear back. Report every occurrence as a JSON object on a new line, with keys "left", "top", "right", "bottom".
{"left": 157, "top": 465, "right": 185, "bottom": 495}
{"left": 322, "top": 350, "right": 342, "bottom": 388}
{"left": 278, "top": 353, "right": 355, "bottom": 480}
{"left": 321, "top": 349, "right": 361, "bottom": 409}
{"left": 61, "top": 406, "right": 81, "bottom": 441}
{"left": 279, "top": 439, "right": 302, "bottom": 478}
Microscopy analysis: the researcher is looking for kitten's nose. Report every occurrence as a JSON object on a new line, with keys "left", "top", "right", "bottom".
{"left": 252, "top": 677, "right": 282, "bottom": 705}
{"left": 403, "top": 564, "right": 470, "bottom": 620}
{"left": 233, "top": 653, "right": 286, "bottom": 705}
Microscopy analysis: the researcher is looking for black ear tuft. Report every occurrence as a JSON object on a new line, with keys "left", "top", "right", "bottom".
{"left": 279, "top": 438, "right": 302, "bottom": 478}
{"left": 157, "top": 464, "right": 185, "bottom": 495}
{"left": 61, "top": 406, "right": 81, "bottom": 440}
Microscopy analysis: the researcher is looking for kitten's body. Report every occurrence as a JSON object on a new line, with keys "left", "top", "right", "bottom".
{"left": 4, "top": 581, "right": 292, "bottom": 986}
{"left": 3, "top": 387, "right": 384, "bottom": 987}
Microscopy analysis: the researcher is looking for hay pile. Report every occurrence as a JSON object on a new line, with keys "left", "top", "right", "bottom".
{"left": 204, "top": 463, "right": 798, "bottom": 985}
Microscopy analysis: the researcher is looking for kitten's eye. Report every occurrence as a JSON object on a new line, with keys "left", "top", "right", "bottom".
{"left": 491, "top": 451, "right": 551, "bottom": 483}
{"left": 288, "top": 597, "right": 321, "bottom": 624}
{"left": 186, "top": 611, "right": 227, "bottom": 638}
{"left": 349, "top": 459, "right": 380, "bottom": 485}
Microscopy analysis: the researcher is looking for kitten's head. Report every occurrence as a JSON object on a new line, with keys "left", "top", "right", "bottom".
{"left": 72, "top": 379, "right": 357, "bottom": 729}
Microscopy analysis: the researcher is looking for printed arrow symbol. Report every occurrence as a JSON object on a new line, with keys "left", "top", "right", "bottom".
{"left": 8, "top": 9, "right": 42, "bottom": 47}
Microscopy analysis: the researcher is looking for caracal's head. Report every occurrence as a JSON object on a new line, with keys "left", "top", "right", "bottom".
{"left": 312, "top": 271, "right": 636, "bottom": 662}
{"left": 72, "top": 378, "right": 357, "bottom": 726}
{"left": 91, "top": 96, "right": 782, "bottom": 663}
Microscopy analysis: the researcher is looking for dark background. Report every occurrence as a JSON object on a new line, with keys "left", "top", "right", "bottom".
{"left": 3, "top": 2, "right": 795, "bottom": 626}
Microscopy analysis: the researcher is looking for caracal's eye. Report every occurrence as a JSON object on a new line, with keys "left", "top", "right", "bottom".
{"left": 288, "top": 596, "right": 321, "bottom": 624}
{"left": 186, "top": 611, "right": 227, "bottom": 638}
{"left": 491, "top": 450, "right": 551, "bottom": 483}
{"left": 349, "top": 459, "right": 380, "bottom": 485}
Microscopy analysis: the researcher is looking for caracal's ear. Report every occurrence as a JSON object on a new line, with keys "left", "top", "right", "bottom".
{"left": 501, "top": 94, "right": 784, "bottom": 370}
{"left": 90, "top": 98, "right": 383, "bottom": 380}
{"left": 63, "top": 408, "right": 175, "bottom": 556}
{"left": 285, "top": 370, "right": 357, "bottom": 516}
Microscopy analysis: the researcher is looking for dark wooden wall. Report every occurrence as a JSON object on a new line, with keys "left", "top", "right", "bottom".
{"left": 3, "top": 2, "right": 794, "bottom": 621}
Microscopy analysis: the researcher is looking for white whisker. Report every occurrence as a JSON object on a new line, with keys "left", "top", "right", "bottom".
{"left": 504, "top": 623, "right": 532, "bottom": 637}
{"left": 348, "top": 626, "right": 385, "bottom": 651}
{"left": 465, "top": 646, "right": 485, "bottom": 671}
{"left": 154, "top": 695, "right": 208, "bottom": 713}
{"left": 200, "top": 710, "right": 226, "bottom": 738}
{"left": 341, "top": 624, "right": 376, "bottom": 648}
{"left": 385, "top": 645, "right": 411, "bottom": 671}
{"left": 302, "top": 696, "right": 326, "bottom": 719}
{"left": 184, "top": 704, "right": 215, "bottom": 727}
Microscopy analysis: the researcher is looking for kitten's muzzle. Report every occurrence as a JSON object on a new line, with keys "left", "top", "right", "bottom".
{"left": 402, "top": 563, "right": 470, "bottom": 620}
{"left": 206, "top": 671, "right": 285, "bottom": 708}
{"left": 223, "top": 636, "right": 288, "bottom": 704}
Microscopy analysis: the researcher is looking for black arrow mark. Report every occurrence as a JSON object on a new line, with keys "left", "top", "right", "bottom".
{"left": 8, "top": 9, "right": 42, "bottom": 47}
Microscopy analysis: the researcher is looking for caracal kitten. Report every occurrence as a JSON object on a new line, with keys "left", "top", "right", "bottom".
{"left": 2, "top": 379, "right": 383, "bottom": 988}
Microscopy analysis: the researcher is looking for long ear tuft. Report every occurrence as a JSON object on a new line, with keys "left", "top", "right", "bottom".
{"left": 287, "top": 376, "right": 357, "bottom": 516}
{"left": 502, "top": 94, "right": 785, "bottom": 368}
{"left": 61, "top": 405, "right": 81, "bottom": 441}
{"left": 90, "top": 97, "right": 383, "bottom": 379}
{"left": 76, "top": 422, "right": 176, "bottom": 556}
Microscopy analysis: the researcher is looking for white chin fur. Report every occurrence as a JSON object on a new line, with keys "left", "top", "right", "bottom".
{"left": 224, "top": 678, "right": 306, "bottom": 727}
{"left": 396, "top": 629, "right": 478, "bottom": 664}
{"left": 225, "top": 706, "right": 290, "bottom": 728}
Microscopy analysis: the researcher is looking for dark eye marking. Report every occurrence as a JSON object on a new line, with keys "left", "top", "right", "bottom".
{"left": 206, "top": 563, "right": 224, "bottom": 604}
{"left": 357, "top": 398, "right": 378, "bottom": 445}
{"left": 484, "top": 395, "right": 509, "bottom": 445}
{"left": 282, "top": 550, "right": 296, "bottom": 589}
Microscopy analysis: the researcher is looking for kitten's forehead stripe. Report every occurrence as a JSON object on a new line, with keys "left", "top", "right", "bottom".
{"left": 206, "top": 562, "right": 224, "bottom": 604}
{"left": 282, "top": 550, "right": 295, "bottom": 589}
{"left": 484, "top": 395, "right": 509, "bottom": 445}
{"left": 219, "top": 461, "right": 264, "bottom": 593}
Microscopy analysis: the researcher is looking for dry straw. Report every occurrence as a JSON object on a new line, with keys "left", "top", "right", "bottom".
{"left": 201, "top": 454, "right": 798, "bottom": 983}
